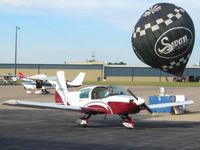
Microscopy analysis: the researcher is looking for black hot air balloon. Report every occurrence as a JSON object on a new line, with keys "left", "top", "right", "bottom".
{"left": 131, "top": 3, "right": 195, "bottom": 76}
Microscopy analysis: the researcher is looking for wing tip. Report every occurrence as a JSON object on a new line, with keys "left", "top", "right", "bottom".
{"left": 3, "top": 99, "right": 19, "bottom": 105}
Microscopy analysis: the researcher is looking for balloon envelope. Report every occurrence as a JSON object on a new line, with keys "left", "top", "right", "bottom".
{"left": 131, "top": 3, "right": 195, "bottom": 76}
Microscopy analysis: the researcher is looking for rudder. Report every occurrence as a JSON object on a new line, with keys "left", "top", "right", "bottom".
{"left": 55, "top": 71, "right": 71, "bottom": 105}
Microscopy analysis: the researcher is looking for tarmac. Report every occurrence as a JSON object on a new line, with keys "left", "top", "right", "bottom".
{"left": 0, "top": 85, "right": 200, "bottom": 150}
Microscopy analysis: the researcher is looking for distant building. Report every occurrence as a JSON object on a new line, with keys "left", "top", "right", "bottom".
{"left": 0, "top": 63, "right": 200, "bottom": 82}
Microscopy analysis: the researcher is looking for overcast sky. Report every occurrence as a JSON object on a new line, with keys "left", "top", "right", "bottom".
{"left": 0, "top": 0, "right": 199, "bottom": 66}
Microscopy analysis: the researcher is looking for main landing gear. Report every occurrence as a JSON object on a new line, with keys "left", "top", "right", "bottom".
{"left": 120, "top": 114, "right": 135, "bottom": 129}
{"left": 77, "top": 114, "right": 92, "bottom": 127}
{"left": 76, "top": 113, "right": 135, "bottom": 129}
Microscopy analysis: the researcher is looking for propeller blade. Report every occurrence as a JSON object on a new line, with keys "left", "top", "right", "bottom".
{"left": 127, "top": 89, "right": 152, "bottom": 113}
{"left": 127, "top": 89, "right": 138, "bottom": 100}
{"left": 142, "top": 103, "right": 153, "bottom": 114}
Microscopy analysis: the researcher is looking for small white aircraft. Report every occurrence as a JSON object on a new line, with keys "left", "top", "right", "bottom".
{"left": 0, "top": 74, "right": 18, "bottom": 85}
{"left": 18, "top": 72, "right": 48, "bottom": 81}
{"left": 3, "top": 71, "right": 194, "bottom": 129}
{"left": 19, "top": 72, "right": 85, "bottom": 94}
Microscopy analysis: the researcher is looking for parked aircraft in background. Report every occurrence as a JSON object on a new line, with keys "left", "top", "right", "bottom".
{"left": 19, "top": 72, "right": 56, "bottom": 94}
{"left": 19, "top": 72, "right": 85, "bottom": 94}
{"left": 18, "top": 72, "right": 48, "bottom": 81}
{"left": 3, "top": 71, "right": 194, "bottom": 129}
{"left": 0, "top": 74, "right": 18, "bottom": 85}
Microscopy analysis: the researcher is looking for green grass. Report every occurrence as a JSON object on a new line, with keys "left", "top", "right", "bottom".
{"left": 84, "top": 81, "right": 200, "bottom": 87}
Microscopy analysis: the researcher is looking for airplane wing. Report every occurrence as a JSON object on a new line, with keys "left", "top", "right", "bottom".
{"left": 147, "top": 100, "right": 194, "bottom": 109}
{"left": 3, "top": 99, "right": 107, "bottom": 114}
{"left": 28, "top": 76, "right": 56, "bottom": 81}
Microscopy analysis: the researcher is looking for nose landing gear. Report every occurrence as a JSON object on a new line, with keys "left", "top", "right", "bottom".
{"left": 120, "top": 114, "right": 135, "bottom": 129}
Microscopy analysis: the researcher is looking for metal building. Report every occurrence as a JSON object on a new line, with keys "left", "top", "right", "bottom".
{"left": 0, "top": 63, "right": 200, "bottom": 82}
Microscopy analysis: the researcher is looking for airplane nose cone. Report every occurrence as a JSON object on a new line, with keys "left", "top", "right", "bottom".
{"left": 137, "top": 97, "right": 145, "bottom": 106}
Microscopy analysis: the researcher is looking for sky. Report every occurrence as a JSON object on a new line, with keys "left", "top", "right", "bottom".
{"left": 0, "top": 0, "right": 199, "bottom": 66}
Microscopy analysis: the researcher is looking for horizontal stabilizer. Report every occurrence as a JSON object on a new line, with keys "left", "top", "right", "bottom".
{"left": 148, "top": 100, "right": 194, "bottom": 109}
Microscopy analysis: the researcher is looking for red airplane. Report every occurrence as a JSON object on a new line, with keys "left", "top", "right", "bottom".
{"left": 4, "top": 71, "right": 193, "bottom": 129}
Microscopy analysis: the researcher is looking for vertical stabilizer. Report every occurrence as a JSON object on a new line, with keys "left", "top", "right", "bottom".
{"left": 67, "top": 72, "right": 85, "bottom": 87}
{"left": 55, "top": 71, "right": 71, "bottom": 105}
{"left": 18, "top": 72, "right": 25, "bottom": 79}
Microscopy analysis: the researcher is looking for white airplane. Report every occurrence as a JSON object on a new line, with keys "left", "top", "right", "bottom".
{"left": 18, "top": 72, "right": 48, "bottom": 81}
{"left": 3, "top": 71, "right": 194, "bottom": 129}
{"left": 0, "top": 74, "right": 18, "bottom": 85}
{"left": 19, "top": 72, "right": 85, "bottom": 94}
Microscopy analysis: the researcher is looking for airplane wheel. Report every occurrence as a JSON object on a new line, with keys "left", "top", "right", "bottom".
{"left": 122, "top": 120, "right": 135, "bottom": 129}
{"left": 120, "top": 114, "right": 135, "bottom": 129}
{"left": 80, "top": 124, "right": 87, "bottom": 128}
{"left": 76, "top": 119, "right": 88, "bottom": 127}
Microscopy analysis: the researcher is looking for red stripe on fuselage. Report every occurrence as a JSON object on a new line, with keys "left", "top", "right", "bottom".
{"left": 55, "top": 91, "right": 64, "bottom": 104}
{"left": 86, "top": 102, "right": 139, "bottom": 115}
{"left": 108, "top": 102, "right": 139, "bottom": 114}
{"left": 86, "top": 105, "right": 110, "bottom": 114}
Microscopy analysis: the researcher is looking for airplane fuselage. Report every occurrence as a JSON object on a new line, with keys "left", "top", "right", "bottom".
{"left": 22, "top": 81, "right": 54, "bottom": 90}
{"left": 55, "top": 85, "right": 145, "bottom": 115}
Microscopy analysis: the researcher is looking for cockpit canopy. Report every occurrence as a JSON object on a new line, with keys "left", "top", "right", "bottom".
{"left": 79, "top": 86, "right": 129, "bottom": 100}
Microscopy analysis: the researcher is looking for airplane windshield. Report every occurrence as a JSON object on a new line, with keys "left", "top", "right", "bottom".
{"left": 80, "top": 88, "right": 92, "bottom": 99}
{"left": 92, "top": 87, "right": 108, "bottom": 99}
{"left": 106, "top": 86, "right": 128, "bottom": 97}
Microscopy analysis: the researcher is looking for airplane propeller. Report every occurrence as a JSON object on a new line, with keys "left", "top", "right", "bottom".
{"left": 127, "top": 89, "right": 153, "bottom": 113}
{"left": 127, "top": 89, "right": 138, "bottom": 100}
{"left": 141, "top": 103, "right": 153, "bottom": 114}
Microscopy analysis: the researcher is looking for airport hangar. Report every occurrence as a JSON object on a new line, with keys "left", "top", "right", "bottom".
{"left": 0, "top": 62, "right": 200, "bottom": 82}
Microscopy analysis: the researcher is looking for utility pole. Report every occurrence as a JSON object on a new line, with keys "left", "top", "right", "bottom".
{"left": 14, "top": 26, "right": 20, "bottom": 75}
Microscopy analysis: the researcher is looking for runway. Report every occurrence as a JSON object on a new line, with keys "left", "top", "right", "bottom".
{"left": 0, "top": 85, "right": 200, "bottom": 150}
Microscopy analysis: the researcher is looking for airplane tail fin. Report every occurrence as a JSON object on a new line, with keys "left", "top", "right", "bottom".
{"left": 55, "top": 71, "right": 71, "bottom": 105}
{"left": 68, "top": 72, "right": 85, "bottom": 87}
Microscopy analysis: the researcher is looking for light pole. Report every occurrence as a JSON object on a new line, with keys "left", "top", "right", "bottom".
{"left": 14, "top": 26, "right": 20, "bottom": 75}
